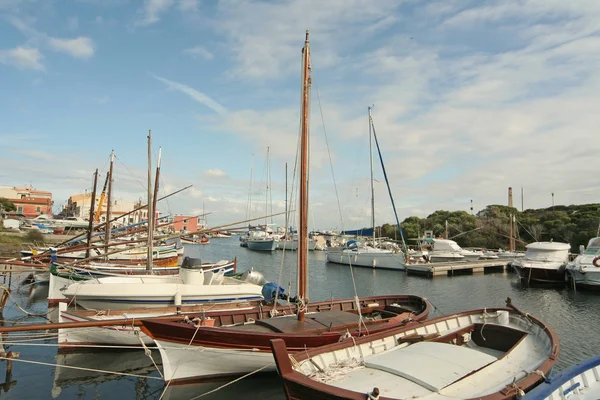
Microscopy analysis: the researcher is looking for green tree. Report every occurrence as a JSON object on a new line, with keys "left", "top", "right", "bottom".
{"left": 0, "top": 198, "right": 16, "bottom": 213}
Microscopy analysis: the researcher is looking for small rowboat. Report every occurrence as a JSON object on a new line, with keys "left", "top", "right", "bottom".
{"left": 271, "top": 298, "right": 559, "bottom": 400}
{"left": 524, "top": 355, "right": 600, "bottom": 400}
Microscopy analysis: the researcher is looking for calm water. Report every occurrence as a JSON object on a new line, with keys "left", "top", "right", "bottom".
{"left": 1, "top": 238, "right": 599, "bottom": 399}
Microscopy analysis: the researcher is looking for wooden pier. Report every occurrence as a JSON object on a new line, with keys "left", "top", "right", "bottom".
{"left": 406, "top": 260, "right": 510, "bottom": 277}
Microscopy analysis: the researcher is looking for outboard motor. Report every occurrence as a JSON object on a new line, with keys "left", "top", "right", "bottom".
{"left": 242, "top": 269, "right": 267, "bottom": 286}
{"left": 180, "top": 257, "right": 205, "bottom": 285}
{"left": 181, "top": 256, "right": 203, "bottom": 268}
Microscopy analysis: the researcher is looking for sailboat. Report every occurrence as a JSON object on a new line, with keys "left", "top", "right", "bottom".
{"left": 139, "top": 31, "right": 431, "bottom": 384}
{"left": 326, "top": 107, "right": 406, "bottom": 270}
{"left": 58, "top": 135, "right": 266, "bottom": 310}
{"left": 247, "top": 148, "right": 278, "bottom": 251}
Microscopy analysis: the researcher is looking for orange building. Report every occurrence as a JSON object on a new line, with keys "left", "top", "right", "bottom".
{"left": 0, "top": 185, "right": 53, "bottom": 218}
{"left": 173, "top": 215, "right": 203, "bottom": 233}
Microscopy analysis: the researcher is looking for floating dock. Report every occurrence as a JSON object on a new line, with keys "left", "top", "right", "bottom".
{"left": 406, "top": 260, "right": 509, "bottom": 277}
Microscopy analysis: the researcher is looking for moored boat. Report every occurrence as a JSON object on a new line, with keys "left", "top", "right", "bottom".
{"left": 140, "top": 295, "right": 430, "bottom": 383}
{"left": 512, "top": 241, "right": 570, "bottom": 287}
{"left": 565, "top": 237, "right": 600, "bottom": 291}
{"left": 270, "top": 299, "right": 559, "bottom": 400}
{"left": 139, "top": 32, "right": 431, "bottom": 385}
{"left": 523, "top": 354, "right": 600, "bottom": 399}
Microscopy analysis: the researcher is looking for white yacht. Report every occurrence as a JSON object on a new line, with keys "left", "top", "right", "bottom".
{"left": 565, "top": 237, "right": 600, "bottom": 290}
{"left": 427, "top": 239, "right": 481, "bottom": 263}
{"left": 512, "top": 241, "right": 571, "bottom": 286}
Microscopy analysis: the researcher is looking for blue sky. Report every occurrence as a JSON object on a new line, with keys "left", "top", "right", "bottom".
{"left": 1, "top": 0, "right": 599, "bottom": 230}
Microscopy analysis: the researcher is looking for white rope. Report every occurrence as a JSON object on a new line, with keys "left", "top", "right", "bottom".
{"left": 138, "top": 333, "right": 163, "bottom": 379}
{"left": 0, "top": 356, "right": 162, "bottom": 380}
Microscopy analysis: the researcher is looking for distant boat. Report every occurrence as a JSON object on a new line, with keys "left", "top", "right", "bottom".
{"left": 523, "top": 354, "right": 600, "bottom": 399}
{"left": 565, "top": 237, "right": 600, "bottom": 290}
{"left": 200, "top": 235, "right": 210, "bottom": 244}
{"left": 512, "top": 241, "right": 571, "bottom": 287}
{"left": 27, "top": 215, "right": 90, "bottom": 230}
{"left": 246, "top": 229, "right": 277, "bottom": 251}
{"left": 270, "top": 301, "right": 559, "bottom": 400}
{"left": 426, "top": 238, "right": 481, "bottom": 262}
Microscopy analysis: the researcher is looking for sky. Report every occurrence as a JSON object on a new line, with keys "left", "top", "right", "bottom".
{"left": 1, "top": 0, "right": 599, "bottom": 231}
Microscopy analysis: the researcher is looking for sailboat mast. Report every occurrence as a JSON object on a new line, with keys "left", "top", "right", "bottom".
{"left": 86, "top": 169, "right": 98, "bottom": 259}
{"left": 298, "top": 30, "right": 311, "bottom": 321}
{"left": 285, "top": 162, "right": 288, "bottom": 232}
{"left": 104, "top": 150, "right": 115, "bottom": 256}
{"left": 146, "top": 130, "right": 153, "bottom": 272}
{"left": 265, "top": 146, "right": 270, "bottom": 228}
{"left": 368, "top": 107, "right": 376, "bottom": 245}
{"left": 152, "top": 147, "right": 162, "bottom": 237}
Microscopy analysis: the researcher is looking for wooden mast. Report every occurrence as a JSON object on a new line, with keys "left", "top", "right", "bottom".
{"left": 104, "top": 150, "right": 114, "bottom": 257}
{"left": 368, "top": 106, "right": 376, "bottom": 245}
{"left": 85, "top": 169, "right": 99, "bottom": 259}
{"left": 298, "top": 30, "right": 311, "bottom": 321}
{"left": 146, "top": 131, "right": 153, "bottom": 272}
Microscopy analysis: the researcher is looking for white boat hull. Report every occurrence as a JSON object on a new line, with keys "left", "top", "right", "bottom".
{"left": 155, "top": 339, "right": 275, "bottom": 383}
{"left": 326, "top": 248, "right": 406, "bottom": 270}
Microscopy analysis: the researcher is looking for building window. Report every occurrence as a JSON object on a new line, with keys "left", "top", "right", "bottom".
{"left": 183, "top": 225, "right": 188, "bottom": 231}
{"left": 17, "top": 206, "right": 23, "bottom": 213}
{"left": 36, "top": 207, "right": 41, "bottom": 213}
{"left": 184, "top": 219, "right": 188, "bottom": 223}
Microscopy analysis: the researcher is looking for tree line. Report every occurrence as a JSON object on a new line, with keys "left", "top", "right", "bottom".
{"left": 378, "top": 204, "right": 600, "bottom": 252}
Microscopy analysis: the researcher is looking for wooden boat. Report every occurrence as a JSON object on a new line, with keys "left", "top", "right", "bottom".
{"left": 512, "top": 242, "right": 570, "bottom": 287}
{"left": 523, "top": 354, "right": 600, "bottom": 399}
{"left": 139, "top": 31, "right": 431, "bottom": 385}
{"left": 200, "top": 235, "right": 210, "bottom": 244}
{"left": 270, "top": 299, "right": 559, "bottom": 400}
{"left": 140, "top": 295, "right": 430, "bottom": 383}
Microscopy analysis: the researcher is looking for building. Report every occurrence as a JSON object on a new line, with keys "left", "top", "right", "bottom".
{"left": 173, "top": 215, "right": 204, "bottom": 233}
{"left": 0, "top": 185, "right": 53, "bottom": 218}
{"left": 65, "top": 193, "right": 159, "bottom": 226}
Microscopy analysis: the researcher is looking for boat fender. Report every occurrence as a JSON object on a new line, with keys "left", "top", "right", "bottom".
{"left": 174, "top": 292, "right": 182, "bottom": 307}
{"left": 593, "top": 256, "right": 600, "bottom": 268}
{"left": 498, "top": 310, "right": 510, "bottom": 325}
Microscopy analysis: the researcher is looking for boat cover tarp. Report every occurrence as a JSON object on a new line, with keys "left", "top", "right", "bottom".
{"left": 341, "top": 228, "right": 374, "bottom": 237}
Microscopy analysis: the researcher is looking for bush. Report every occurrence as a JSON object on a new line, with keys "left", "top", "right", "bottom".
{"left": 26, "top": 230, "right": 45, "bottom": 243}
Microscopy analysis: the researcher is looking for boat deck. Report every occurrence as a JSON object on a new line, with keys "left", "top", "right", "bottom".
{"left": 406, "top": 259, "right": 508, "bottom": 277}
{"left": 229, "top": 311, "right": 366, "bottom": 334}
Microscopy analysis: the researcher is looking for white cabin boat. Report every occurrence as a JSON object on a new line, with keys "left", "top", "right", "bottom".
{"left": 512, "top": 242, "right": 570, "bottom": 287}
{"left": 326, "top": 240, "right": 406, "bottom": 270}
{"left": 565, "top": 237, "right": 600, "bottom": 290}
{"left": 61, "top": 264, "right": 264, "bottom": 310}
{"left": 427, "top": 239, "right": 480, "bottom": 262}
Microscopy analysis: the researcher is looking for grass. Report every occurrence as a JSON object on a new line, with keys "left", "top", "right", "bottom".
{"left": 0, "top": 234, "right": 24, "bottom": 245}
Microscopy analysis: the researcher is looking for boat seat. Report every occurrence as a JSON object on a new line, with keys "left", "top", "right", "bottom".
{"left": 365, "top": 341, "right": 497, "bottom": 392}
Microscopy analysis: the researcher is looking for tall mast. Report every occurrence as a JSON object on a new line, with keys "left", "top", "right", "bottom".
{"left": 86, "top": 169, "right": 98, "bottom": 259}
{"left": 152, "top": 146, "right": 162, "bottom": 237}
{"left": 298, "top": 30, "right": 311, "bottom": 321}
{"left": 104, "top": 150, "right": 114, "bottom": 256}
{"left": 368, "top": 107, "right": 376, "bottom": 245}
{"left": 265, "top": 147, "right": 270, "bottom": 229}
{"left": 285, "top": 162, "right": 288, "bottom": 232}
{"left": 146, "top": 131, "right": 153, "bottom": 272}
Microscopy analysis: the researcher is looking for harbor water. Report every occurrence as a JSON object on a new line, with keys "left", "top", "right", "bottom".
{"left": 2, "top": 238, "right": 599, "bottom": 399}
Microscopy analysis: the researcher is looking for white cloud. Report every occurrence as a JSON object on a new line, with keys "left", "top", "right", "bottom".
{"left": 183, "top": 46, "right": 214, "bottom": 60}
{"left": 151, "top": 74, "right": 227, "bottom": 114}
{"left": 204, "top": 169, "right": 227, "bottom": 178}
{"left": 137, "top": 0, "right": 175, "bottom": 26}
{"left": 0, "top": 46, "right": 44, "bottom": 70}
{"left": 47, "top": 36, "right": 95, "bottom": 59}
{"left": 8, "top": 17, "right": 95, "bottom": 60}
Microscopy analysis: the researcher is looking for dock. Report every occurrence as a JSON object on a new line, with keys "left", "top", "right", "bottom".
{"left": 406, "top": 260, "right": 510, "bottom": 277}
